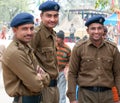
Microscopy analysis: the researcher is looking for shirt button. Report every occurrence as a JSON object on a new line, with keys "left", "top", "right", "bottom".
{"left": 87, "top": 59, "right": 90, "bottom": 62}
{"left": 98, "top": 67, "right": 101, "bottom": 69}
{"left": 97, "top": 58, "right": 100, "bottom": 60}
{"left": 98, "top": 76, "right": 101, "bottom": 79}
{"left": 107, "top": 60, "right": 111, "bottom": 62}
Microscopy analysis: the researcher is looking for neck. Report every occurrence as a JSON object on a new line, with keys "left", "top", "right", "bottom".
{"left": 58, "top": 42, "right": 64, "bottom": 47}
{"left": 91, "top": 39, "right": 102, "bottom": 47}
{"left": 43, "top": 24, "right": 53, "bottom": 33}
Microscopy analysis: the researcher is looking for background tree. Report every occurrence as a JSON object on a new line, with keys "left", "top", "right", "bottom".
{"left": 95, "top": 0, "right": 120, "bottom": 11}
{"left": 0, "top": 0, "right": 32, "bottom": 28}
{"left": 95, "top": 0, "right": 109, "bottom": 10}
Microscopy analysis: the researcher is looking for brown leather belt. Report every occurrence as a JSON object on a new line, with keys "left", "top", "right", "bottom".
{"left": 81, "top": 86, "right": 111, "bottom": 92}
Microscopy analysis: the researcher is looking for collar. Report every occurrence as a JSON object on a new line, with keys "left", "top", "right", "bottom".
{"left": 14, "top": 39, "right": 33, "bottom": 54}
{"left": 40, "top": 22, "right": 56, "bottom": 38}
{"left": 87, "top": 39, "right": 105, "bottom": 48}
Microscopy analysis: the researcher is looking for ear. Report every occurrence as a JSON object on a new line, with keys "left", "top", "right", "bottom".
{"left": 12, "top": 27, "right": 17, "bottom": 34}
{"left": 40, "top": 13, "right": 43, "bottom": 18}
{"left": 86, "top": 28, "right": 89, "bottom": 34}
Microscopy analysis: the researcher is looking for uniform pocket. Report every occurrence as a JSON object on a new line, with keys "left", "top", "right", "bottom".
{"left": 102, "top": 57, "right": 113, "bottom": 70}
{"left": 81, "top": 57, "right": 95, "bottom": 70}
{"left": 41, "top": 47, "right": 54, "bottom": 62}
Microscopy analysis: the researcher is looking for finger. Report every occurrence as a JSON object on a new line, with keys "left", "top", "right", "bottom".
{"left": 39, "top": 67, "right": 45, "bottom": 74}
{"left": 36, "top": 65, "right": 39, "bottom": 73}
{"left": 37, "top": 73, "right": 42, "bottom": 80}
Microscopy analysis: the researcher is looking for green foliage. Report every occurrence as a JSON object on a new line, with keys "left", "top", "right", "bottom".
{"left": 95, "top": 0, "right": 109, "bottom": 10}
{"left": 0, "top": 0, "right": 31, "bottom": 26}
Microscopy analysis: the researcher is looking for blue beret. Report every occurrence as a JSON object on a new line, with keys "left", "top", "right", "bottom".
{"left": 10, "top": 12, "right": 34, "bottom": 27}
{"left": 85, "top": 15, "right": 105, "bottom": 27}
{"left": 39, "top": 1, "right": 60, "bottom": 12}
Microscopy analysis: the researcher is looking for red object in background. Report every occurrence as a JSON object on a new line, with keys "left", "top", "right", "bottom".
{"left": 64, "top": 36, "right": 80, "bottom": 43}
{"left": 117, "top": 13, "right": 120, "bottom": 33}
{"left": 64, "top": 37, "right": 69, "bottom": 42}
{"left": 112, "top": 86, "right": 119, "bottom": 102}
{"left": 0, "top": 31, "right": 6, "bottom": 39}
{"left": 112, "top": 0, "right": 114, "bottom": 7}
{"left": 0, "top": 26, "right": 7, "bottom": 39}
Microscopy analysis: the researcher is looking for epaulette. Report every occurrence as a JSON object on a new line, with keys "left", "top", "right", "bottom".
{"left": 16, "top": 41, "right": 25, "bottom": 50}
{"left": 75, "top": 39, "right": 88, "bottom": 48}
{"left": 105, "top": 40, "right": 117, "bottom": 47}
{"left": 34, "top": 26, "right": 41, "bottom": 33}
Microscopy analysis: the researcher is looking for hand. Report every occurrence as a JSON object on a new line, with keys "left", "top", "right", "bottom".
{"left": 70, "top": 100, "right": 78, "bottom": 103}
{"left": 64, "top": 66, "right": 69, "bottom": 80}
{"left": 36, "top": 65, "right": 50, "bottom": 86}
{"left": 36, "top": 65, "right": 45, "bottom": 74}
{"left": 36, "top": 65, "right": 45, "bottom": 80}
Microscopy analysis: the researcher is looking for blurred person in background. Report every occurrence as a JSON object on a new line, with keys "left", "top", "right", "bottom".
{"left": 0, "top": 45, "right": 5, "bottom": 62}
{"left": 69, "top": 23, "right": 76, "bottom": 42}
{"left": 103, "top": 26, "right": 120, "bottom": 103}
{"left": 56, "top": 30, "right": 71, "bottom": 103}
{"left": 102, "top": 26, "right": 108, "bottom": 40}
{"left": 0, "top": 25, "right": 7, "bottom": 39}
{"left": 35, "top": 18, "right": 40, "bottom": 26}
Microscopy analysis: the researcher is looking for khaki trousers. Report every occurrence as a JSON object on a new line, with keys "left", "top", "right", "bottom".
{"left": 41, "top": 86, "right": 59, "bottom": 103}
{"left": 78, "top": 87, "right": 114, "bottom": 103}
{"left": 13, "top": 87, "right": 59, "bottom": 103}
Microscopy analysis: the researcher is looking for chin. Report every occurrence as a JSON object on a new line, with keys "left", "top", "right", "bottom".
{"left": 93, "top": 37, "right": 101, "bottom": 40}
{"left": 49, "top": 26, "right": 56, "bottom": 28}
{"left": 49, "top": 24, "right": 57, "bottom": 27}
{"left": 94, "top": 39, "right": 101, "bottom": 41}
{"left": 25, "top": 39, "right": 31, "bottom": 43}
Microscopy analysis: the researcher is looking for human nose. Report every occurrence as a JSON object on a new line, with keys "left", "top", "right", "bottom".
{"left": 50, "top": 16, "right": 56, "bottom": 21}
{"left": 94, "top": 29, "right": 99, "bottom": 33}
{"left": 27, "top": 29, "right": 33, "bottom": 34}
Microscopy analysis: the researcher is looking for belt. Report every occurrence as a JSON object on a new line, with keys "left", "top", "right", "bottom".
{"left": 81, "top": 86, "right": 111, "bottom": 92}
{"left": 22, "top": 95, "right": 42, "bottom": 103}
{"left": 49, "top": 79, "right": 57, "bottom": 87}
{"left": 13, "top": 96, "right": 19, "bottom": 103}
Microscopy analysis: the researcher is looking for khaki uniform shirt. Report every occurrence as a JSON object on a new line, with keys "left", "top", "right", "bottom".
{"left": 67, "top": 39, "right": 120, "bottom": 101}
{"left": 2, "top": 39, "right": 49, "bottom": 97}
{"left": 31, "top": 22, "right": 58, "bottom": 79}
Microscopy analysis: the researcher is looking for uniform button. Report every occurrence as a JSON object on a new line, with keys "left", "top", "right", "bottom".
{"left": 98, "top": 76, "right": 101, "bottom": 79}
{"left": 107, "top": 60, "right": 111, "bottom": 62}
{"left": 87, "top": 59, "right": 90, "bottom": 62}
{"left": 97, "top": 58, "right": 100, "bottom": 60}
{"left": 98, "top": 67, "right": 100, "bottom": 69}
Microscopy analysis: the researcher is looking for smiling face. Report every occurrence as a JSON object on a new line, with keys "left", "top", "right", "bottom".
{"left": 40, "top": 11, "right": 59, "bottom": 29}
{"left": 12, "top": 23, "right": 34, "bottom": 44}
{"left": 87, "top": 23, "right": 104, "bottom": 42}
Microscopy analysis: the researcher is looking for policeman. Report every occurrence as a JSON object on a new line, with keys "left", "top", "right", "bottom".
{"left": 67, "top": 15, "right": 120, "bottom": 103}
{"left": 2, "top": 12, "right": 50, "bottom": 103}
{"left": 31, "top": 1, "right": 60, "bottom": 103}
